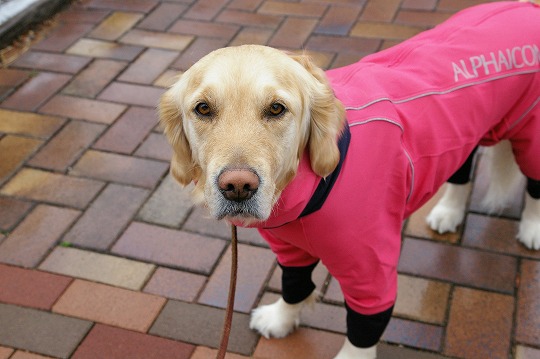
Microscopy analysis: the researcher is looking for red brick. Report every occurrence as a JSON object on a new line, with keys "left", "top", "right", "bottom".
{"left": 67, "top": 38, "right": 144, "bottom": 61}
{"left": 169, "top": 19, "right": 239, "bottom": 40}
{"left": 33, "top": 23, "right": 94, "bottom": 52}
{"left": 88, "top": 12, "right": 143, "bottom": 41}
{"left": 198, "top": 243, "right": 275, "bottom": 313}
{"left": 172, "top": 37, "right": 229, "bottom": 71}
{"left": 0, "top": 109, "right": 65, "bottom": 139}
{"left": 0, "top": 205, "right": 80, "bottom": 267}
{"left": 228, "top": 0, "right": 263, "bottom": 11}
{"left": 229, "top": 27, "right": 274, "bottom": 46}
{"left": 63, "top": 59, "right": 127, "bottom": 98}
{"left": 0, "top": 197, "right": 32, "bottom": 231}
{"left": 360, "top": 0, "right": 401, "bottom": 22}
{"left": 112, "top": 222, "right": 226, "bottom": 274}
{"left": 445, "top": 287, "right": 514, "bottom": 358}
{"left": 396, "top": 10, "right": 453, "bottom": 27}
{"left": 144, "top": 267, "right": 206, "bottom": 302}
{"left": 0, "top": 135, "right": 42, "bottom": 183}
{"left": 184, "top": 0, "right": 228, "bottom": 20}
{"left": 118, "top": 48, "right": 178, "bottom": 84}
{"left": 28, "top": 120, "right": 105, "bottom": 171}
{"left": 98, "top": 82, "right": 164, "bottom": 107}
{"left": 0, "top": 264, "right": 72, "bottom": 310}
{"left": 269, "top": 17, "right": 317, "bottom": 49}
{"left": 73, "top": 324, "right": 195, "bottom": 359}
{"left": 402, "top": 0, "right": 438, "bottom": 10}
{"left": 83, "top": 0, "right": 157, "bottom": 12}
{"left": 1, "top": 72, "right": 71, "bottom": 111}
{"left": 315, "top": 5, "right": 363, "bottom": 36}
{"left": 57, "top": 8, "right": 109, "bottom": 23}
{"left": 217, "top": 9, "right": 282, "bottom": 28}
{"left": 71, "top": 150, "right": 168, "bottom": 188}
{"left": 383, "top": 317, "right": 443, "bottom": 351}
{"left": 258, "top": 1, "right": 327, "bottom": 18}
{"left": 0, "top": 69, "right": 29, "bottom": 87}
{"left": 13, "top": 51, "right": 91, "bottom": 74}
{"left": 53, "top": 280, "right": 166, "bottom": 332}
{"left": 306, "top": 34, "right": 380, "bottom": 54}
{"left": 516, "top": 260, "right": 540, "bottom": 346}
{"left": 137, "top": 3, "right": 188, "bottom": 31}
{"left": 120, "top": 29, "right": 193, "bottom": 51}
{"left": 40, "top": 94, "right": 127, "bottom": 124}
{"left": 134, "top": 132, "right": 173, "bottom": 161}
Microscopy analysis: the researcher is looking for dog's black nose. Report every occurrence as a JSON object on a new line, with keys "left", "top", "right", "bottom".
{"left": 218, "top": 168, "right": 259, "bottom": 202}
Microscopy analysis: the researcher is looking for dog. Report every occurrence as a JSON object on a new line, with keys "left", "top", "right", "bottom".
{"left": 159, "top": 2, "right": 540, "bottom": 358}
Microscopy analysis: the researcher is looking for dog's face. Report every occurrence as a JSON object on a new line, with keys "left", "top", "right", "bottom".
{"left": 160, "top": 45, "right": 345, "bottom": 224}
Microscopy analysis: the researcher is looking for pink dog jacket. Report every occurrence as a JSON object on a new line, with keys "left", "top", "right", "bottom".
{"left": 252, "top": 2, "right": 540, "bottom": 316}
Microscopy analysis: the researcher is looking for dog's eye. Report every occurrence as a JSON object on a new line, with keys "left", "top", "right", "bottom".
{"left": 266, "top": 103, "right": 286, "bottom": 117}
{"left": 195, "top": 102, "right": 212, "bottom": 117}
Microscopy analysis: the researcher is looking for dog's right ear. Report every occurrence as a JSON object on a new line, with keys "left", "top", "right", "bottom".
{"left": 159, "top": 89, "right": 196, "bottom": 186}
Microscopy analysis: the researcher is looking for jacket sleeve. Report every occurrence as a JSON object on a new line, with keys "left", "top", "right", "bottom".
{"left": 257, "top": 226, "right": 319, "bottom": 267}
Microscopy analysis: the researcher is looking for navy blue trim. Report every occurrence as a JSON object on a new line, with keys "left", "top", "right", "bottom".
{"left": 299, "top": 124, "right": 351, "bottom": 218}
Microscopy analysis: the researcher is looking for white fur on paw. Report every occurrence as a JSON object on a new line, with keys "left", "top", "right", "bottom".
{"left": 249, "top": 299, "right": 300, "bottom": 339}
{"left": 518, "top": 220, "right": 540, "bottom": 250}
{"left": 333, "top": 338, "right": 376, "bottom": 359}
{"left": 426, "top": 203, "right": 465, "bottom": 234}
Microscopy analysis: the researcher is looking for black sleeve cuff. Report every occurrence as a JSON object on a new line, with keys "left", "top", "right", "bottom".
{"left": 345, "top": 302, "right": 394, "bottom": 348}
{"left": 448, "top": 146, "right": 478, "bottom": 184}
{"left": 279, "top": 261, "right": 319, "bottom": 304}
{"left": 527, "top": 177, "right": 540, "bottom": 199}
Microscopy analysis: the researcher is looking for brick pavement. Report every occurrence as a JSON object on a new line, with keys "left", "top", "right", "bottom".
{"left": 0, "top": 0, "right": 539, "bottom": 358}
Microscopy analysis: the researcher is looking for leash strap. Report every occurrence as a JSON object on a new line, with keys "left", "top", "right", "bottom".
{"left": 216, "top": 224, "right": 238, "bottom": 359}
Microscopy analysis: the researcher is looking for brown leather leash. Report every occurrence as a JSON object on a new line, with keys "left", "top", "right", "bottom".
{"left": 216, "top": 224, "right": 238, "bottom": 359}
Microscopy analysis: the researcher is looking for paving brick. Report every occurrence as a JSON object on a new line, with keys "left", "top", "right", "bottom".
{"left": 350, "top": 22, "right": 422, "bottom": 40}
{"left": 403, "top": 184, "right": 461, "bottom": 244}
{"left": 183, "top": 206, "right": 268, "bottom": 247}
{"left": 378, "top": 343, "right": 450, "bottom": 359}
{"left": 0, "top": 196, "right": 32, "bottom": 231}
{"left": 82, "top": 0, "right": 157, "bottom": 12}
{"left": 0, "top": 135, "right": 42, "bottom": 184}
{"left": 169, "top": 19, "right": 239, "bottom": 40}
{"left": 63, "top": 183, "right": 148, "bottom": 250}
{"left": 40, "top": 247, "right": 154, "bottom": 290}
{"left": 58, "top": 8, "right": 109, "bottom": 23}
{"left": 98, "top": 82, "right": 164, "bottom": 107}
{"left": 306, "top": 34, "right": 380, "bottom": 54}
{"left": 360, "top": 0, "right": 401, "bottom": 21}
{"left": 1, "top": 169, "right": 104, "bottom": 209}
{"left": 0, "top": 69, "right": 29, "bottom": 87}
{"left": 394, "top": 274, "right": 450, "bottom": 324}
{"left": 258, "top": 1, "right": 327, "bottom": 18}
{"left": 134, "top": 132, "right": 173, "bottom": 161}
{"left": 183, "top": 0, "right": 228, "bottom": 20}
{"left": 323, "top": 276, "right": 344, "bottom": 303}
{"left": 120, "top": 29, "right": 194, "bottom": 51}
{"left": 33, "top": 23, "right": 94, "bottom": 52}
{"left": 0, "top": 303, "right": 92, "bottom": 358}
{"left": 315, "top": 5, "right": 363, "bottom": 36}
{"left": 0, "top": 347, "right": 12, "bottom": 359}
{"left": 150, "top": 301, "right": 258, "bottom": 355}
{"left": 1, "top": 73, "right": 71, "bottom": 112}
{"left": 0, "top": 205, "right": 80, "bottom": 267}
{"left": 53, "top": 280, "right": 166, "bottom": 332}
{"left": 71, "top": 150, "right": 168, "bottom": 188}
{"left": 39, "top": 94, "right": 126, "bottom": 124}
{"left": 463, "top": 214, "right": 539, "bottom": 258}
{"left": 143, "top": 267, "right": 206, "bottom": 301}
{"left": 445, "top": 287, "right": 514, "bottom": 358}
{"left": 402, "top": 0, "right": 437, "bottom": 10}
{"left": 172, "top": 37, "right": 229, "bottom": 71}
{"left": 88, "top": 12, "right": 143, "bottom": 40}
{"left": 396, "top": 10, "right": 453, "bottom": 28}
{"left": 137, "top": 175, "right": 193, "bottom": 227}
{"left": 137, "top": 3, "right": 188, "bottom": 31}
{"left": 72, "top": 324, "right": 195, "bottom": 359}
{"left": 28, "top": 120, "right": 105, "bottom": 172}
{"left": 0, "top": 109, "right": 65, "bottom": 139}
{"left": 13, "top": 51, "right": 91, "bottom": 74}
{"left": 516, "top": 260, "right": 540, "bottom": 347}
{"left": 112, "top": 222, "right": 226, "bottom": 274}
{"left": 67, "top": 38, "right": 144, "bottom": 61}
{"left": 117, "top": 48, "right": 178, "bottom": 84}
{"left": 199, "top": 243, "right": 275, "bottom": 313}
{"left": 383, "top": 317, "right": 443, "bottom": 351}
{"left": 229, "top": 27, "right": 274, "bottom": 47}
{"left": 216, "top": 9, "right": 282, "bottom": 28}
{"left": 398, "top": 238, "right": 517, "bottom": 293}
{"left": 228, "top": 0, "right": 263, "bottom": 11}
{"left": 437, "top": 0, "right": 487, "bottom": 12}
{"left": 515, "top": 345, "right": 540, "bottom": 359}
{"left": 93, "top": 106, "right": 157, "bottom": 153}
{"left": 0, "top": 264, "right": 72, "bottom": 310}
{"left": 63, "top": 59, "right": 127, "bottom": 98}
{"left": 269, "top": 17, "right": 317, "bottom": 49}
{"left": 10, "top": 352, "right": 55, "bottom": 359}
{"left": 190, "top": 346, "right": 256, "bottom": 359}
{"left": 254, "top": 328, "right": 344, "bottom": 359}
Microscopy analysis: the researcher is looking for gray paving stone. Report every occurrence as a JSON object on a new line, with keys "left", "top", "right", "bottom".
{"left": 137, "top": 175, "right": 194, "bottom": 227}
{"left": 150, "top": 300, "right": 258, "bottom": 356}
{"left": 0, "top": 303, "right": 92, "bottom": 358}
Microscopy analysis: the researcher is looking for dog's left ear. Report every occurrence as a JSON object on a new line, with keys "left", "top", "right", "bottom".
{"left": 291, "top": 54, "right": 346, "bottom": 178}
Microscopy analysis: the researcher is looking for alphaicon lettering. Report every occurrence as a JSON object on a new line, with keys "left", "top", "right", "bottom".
{"left": 452, "top": 44, "right": 540, "bottom": 82}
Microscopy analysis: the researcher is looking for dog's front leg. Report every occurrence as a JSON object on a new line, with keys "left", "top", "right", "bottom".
{"left": 518, "top": 178, "right": 540, "bottom": 250}
{"left": 250, "top": 261, "right": 318, "bottom": 338}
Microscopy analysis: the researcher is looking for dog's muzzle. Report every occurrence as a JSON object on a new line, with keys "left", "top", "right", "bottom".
{"left": 214, "top": 167, "right": 264, "bottom": 220}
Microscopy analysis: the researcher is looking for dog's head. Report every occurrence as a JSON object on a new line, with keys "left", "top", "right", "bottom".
{"left": 159, "top": 45, "right": 345, "bottom": 224}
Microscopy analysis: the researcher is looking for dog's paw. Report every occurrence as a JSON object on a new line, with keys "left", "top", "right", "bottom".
{"left": 426, "top": 203, "right": 465, "bottom": 234}
{"left": 249, "top": 298, "right": 301, "bottom": 339}
{"left": 518, "top": 219, "right": 540, "bottom": 250}
{"left": 333, "top": 339, "right": 376, "bottom": 359}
